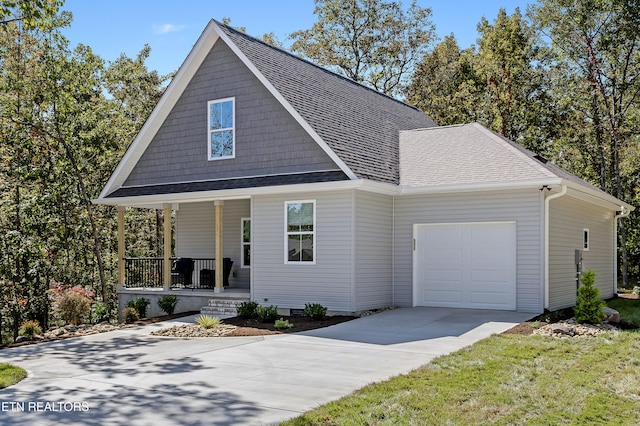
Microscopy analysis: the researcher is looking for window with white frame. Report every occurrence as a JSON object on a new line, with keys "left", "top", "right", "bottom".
{"left": 285, "top": 200, "right": 315, "bottom": 263}
{"left": 241, "top": 218, "right": 251, "bottom": 267}
{"left": 583, "top": 228, "right": 590, "bottom": 251}
{"left": 208, "top": 98, "right": 235, "bottom": 160}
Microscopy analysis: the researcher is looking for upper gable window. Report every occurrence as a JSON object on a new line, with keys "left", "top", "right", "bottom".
{"left": 208, "top": 98, "right": 235, "bottom": 160}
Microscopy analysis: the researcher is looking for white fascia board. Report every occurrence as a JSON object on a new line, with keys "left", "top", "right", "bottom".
{"left": 211, "top": 21, "right": 358, "bottom": 181}
{"left": 399, "top": 178, "right": 563, "bottom": 195}
{"left": 92, "top": 179, "right": 367, "bottom": 208}
{"left": 564, "top": 182, "right": 635, "bottom": 212}
{"left": 98, "top": 21, "right": 220, "bottom": 199}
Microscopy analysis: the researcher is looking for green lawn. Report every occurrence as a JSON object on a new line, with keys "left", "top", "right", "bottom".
{"left": 608, "top": 298, "right": 640, "bottom": 327}
{"left": 0, "top": 363, "right": 27, "bottom": 389}
{"left": 283, "top": 304, "right": 640, "bottom": 425}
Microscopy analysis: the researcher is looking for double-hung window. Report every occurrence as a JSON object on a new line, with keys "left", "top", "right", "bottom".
{"left": 285, "top": 200, "right": 315, "bottom": 264}
{"left": 208, "top": 97, "right": 235, "bottom": 160}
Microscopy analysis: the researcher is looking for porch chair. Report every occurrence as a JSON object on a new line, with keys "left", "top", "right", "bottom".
{"left": 171, "top": 258, "right": 195, "bottom": 287}
{"left": 199, "top": 257, "right": 234, "bottom": 288}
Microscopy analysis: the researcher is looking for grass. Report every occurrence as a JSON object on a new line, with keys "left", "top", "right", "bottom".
{"left": 608, "top": 297, "right": 640, "bottom": 327}
{"left": 0, "top": 363, "right": 27, "bottom": 389}
{"left": 283, "top": 327, "right": 640, "bottom": 425}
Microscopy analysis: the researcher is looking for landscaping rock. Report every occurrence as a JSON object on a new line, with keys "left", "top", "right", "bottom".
{"left": 533, "top": 319, "right": 618, "bottom": 338}
{"left": 150, "top": 323, "right": 238, "bottom": 337}
{"left": 551, "top": 324, "right": 574, "bottom": 336}
{"left": 602, "top": 307, "right": 620, "bottom": 323}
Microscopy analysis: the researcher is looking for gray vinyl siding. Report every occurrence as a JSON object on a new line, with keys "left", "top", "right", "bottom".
{"left": 252, "top": 191, "right": 354, "bottom": 311}
{"left": 355, "top": 191, "right": 393, "bottom": 310}
{"left": 125, "top": 39, "right": 339, "bottom": 187}
{"left": 548, "top": 195, "right": 615, "bottom": 310}
{"left": 175, "top": 199, "right": 251, "bottom": 288}
{"left": 393, "top": 189, "right": 543, "bottom": 313}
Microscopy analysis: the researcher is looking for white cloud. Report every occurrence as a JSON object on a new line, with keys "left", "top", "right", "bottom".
{"left": 153, "top": 23, "right": 185, "bottom": 35}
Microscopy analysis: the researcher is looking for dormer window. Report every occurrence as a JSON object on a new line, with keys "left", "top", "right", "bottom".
{"left": 208, "top": 98, "right": 235, "bottom": 160}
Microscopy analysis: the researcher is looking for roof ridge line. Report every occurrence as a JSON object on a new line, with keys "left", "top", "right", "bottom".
{"left": 214, "top": 19, "right": 424, "bottom": 113}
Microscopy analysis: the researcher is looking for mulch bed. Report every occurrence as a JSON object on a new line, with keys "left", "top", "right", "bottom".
{"left": 222, "top": 315, "right": 358, "bottom": 336}
{"left": 502, "top": 321, "right": 549, "bottom": 335}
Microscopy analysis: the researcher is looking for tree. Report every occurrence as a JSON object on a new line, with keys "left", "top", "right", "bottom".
{"left": 532, "top": 0, "right": 640, "bottom": 286}
{"left": 0, "top": 0, "right": 62, "bottom": 28}
{"left": 406, "top": 35, "right": 482, "bottom": 125}
{"left": 290, "top": 0, "right": 436, "bottom": 98}
{"left": 408, "top": 8, "right": 557, "bottom": 154}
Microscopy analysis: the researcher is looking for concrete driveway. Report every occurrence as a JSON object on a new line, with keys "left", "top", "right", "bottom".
{"left": 0, "top": 308, "right": 531, "bottom": 426}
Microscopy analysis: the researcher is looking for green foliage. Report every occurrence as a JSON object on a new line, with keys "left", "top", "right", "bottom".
{"left": 126, "top": 298, "right": 150, "bottom": 318}
{"left": 605, "top": 298, "right": 640, "bottom": 328}
{"left": 122, "top": 307, "right": 139, "bottom": 324}
{"left": 274, "top": 318, "right": 294, "bottom": 330}
{"left": 304, "top": 303, "right": 327, "bottom": 320}
{"left": 574, "top": 270, "right": 605, "bottom": 324}
{"left": 256, "top": 305, "right": 279, "bottom": 323}
{"left": 0, "top": 13, "right": 169, "bottom": 344}
{"left": 290, "top": 0, "right": 436, "bottom": 98}
{"left": 19, "top": 320, "right": 42, "bottom": 338}
{"left": 91, "top": 300, "right": 111, "bottom": 324}
{"left": 157, "top": 295, "right": 179, "bottom": 315}
{"left": 0, "top": 363, "right": 27, "bottom": 389}
{"left": 195, "top": 315, "right": 220, "bottom": 329}
{"left": 237, "top": 301, "right": 259, "bottom": 319}
{"left": 48, "top": 283, "right": 94, "bottom": 325}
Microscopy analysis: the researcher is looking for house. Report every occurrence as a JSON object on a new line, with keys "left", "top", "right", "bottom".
{"left": 95, "top": 20, "right": 633, "bottom": 316}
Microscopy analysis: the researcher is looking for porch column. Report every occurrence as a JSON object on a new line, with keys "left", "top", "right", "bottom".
{"left": 117, "top": 206, "right": 125, "bottom": 285}
{"left": 215, "top": 200, "right": 224, "bottom": 293}
{"left": 163, "top": 205, "right": 172, "bottom": 291}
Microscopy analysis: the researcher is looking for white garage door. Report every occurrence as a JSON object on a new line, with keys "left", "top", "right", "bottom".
{"left": 413, "top": 222, "right": 516, "bottom": 310}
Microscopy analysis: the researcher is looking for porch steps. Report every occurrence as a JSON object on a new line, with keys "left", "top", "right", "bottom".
{"left": 200, "top": 294, "right": 250, "bottom": 317}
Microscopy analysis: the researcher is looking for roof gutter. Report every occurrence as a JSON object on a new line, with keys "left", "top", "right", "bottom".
{"left": 544, "top": 184, "right": 567, "bottom": 310}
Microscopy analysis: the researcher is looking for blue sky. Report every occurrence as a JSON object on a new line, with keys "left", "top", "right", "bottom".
{"left": 61, "top": 0, "right": 531, "bottom": 76}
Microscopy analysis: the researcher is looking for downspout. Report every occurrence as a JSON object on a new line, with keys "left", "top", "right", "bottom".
{"left": 544, "top": 185, "right": 567, "bottom": 310}
{"left": 392, "top": 195, "right": 395, "bottom": 307}
{"left": 614, "top": 207, "right": 632, "bottom": 296}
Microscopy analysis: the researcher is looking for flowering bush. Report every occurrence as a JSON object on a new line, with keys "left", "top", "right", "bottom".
{"left": 48, "top": 282, "right": 95, "bottom": 325}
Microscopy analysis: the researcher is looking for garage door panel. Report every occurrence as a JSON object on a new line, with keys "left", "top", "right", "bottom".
{"left": 422, "top": 289, "right": 462, "bottom": 304}
{"left": 470, "top": 270, "right": 511, "bottom": 284}
{"left": 470, "top": 247, "right": 510, "bottom": 265}
{"left": 425, "top": 248, "right": 462, "bottom": 263}
{"left": 469, "top": 291, "right": 513, "bottom": 308}
{"left": 414, "top": 222, "right": 516, "bottom": 311}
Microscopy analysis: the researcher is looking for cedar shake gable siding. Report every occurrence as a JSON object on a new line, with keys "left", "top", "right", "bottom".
{"left": 124, "top": 39, "right": 340, "bottom": 188}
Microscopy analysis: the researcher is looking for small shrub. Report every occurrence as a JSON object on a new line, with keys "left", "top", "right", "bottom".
{"left": 304, "top": 303, "right": 327, "bottom": 320}
{"left": 48, "top": 283, "right": 94, "bottom": 325}
{"left": 126, "top": 298, "right": 150, "bottom": 318}
{"left": 123, "top": 307, "right": 140, "bottom": 323}
{"left": 91, "top": 300, "right": 111, "bottom": 324}
{"left": 574, "top": 269, "right": 605, "bottom": 324}
{"left": 195, "top": 315, "right": 220, "bottom": 329}
{"left": 256, "top": 305, "right": 279, "bottom": 322}
{"left": 157, "top": 295, "right": 179, "bottom": 315}
{"left": 237, "top": 301, "right": 259, "bottom": 319}
{"left": 19, "top": 320, "right": 42, "bottom": 338}
{"left": 274, "top": 318, "right": 294, "bottom": 330}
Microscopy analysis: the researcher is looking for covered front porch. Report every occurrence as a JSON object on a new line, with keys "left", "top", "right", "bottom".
{"left": 114, "top": 198, "right": 252, "bottom": 317}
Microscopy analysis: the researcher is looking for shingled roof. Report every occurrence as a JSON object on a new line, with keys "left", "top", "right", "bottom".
{"left": 399, "top": 123, "right": 622, "bottom": 201}
{"left": 216, "top": 21, "right": 436, "bottom": 184}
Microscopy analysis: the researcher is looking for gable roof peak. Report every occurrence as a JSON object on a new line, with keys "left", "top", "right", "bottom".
{"left": 212, "top": 19, "right": 425, "bottom": 113}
